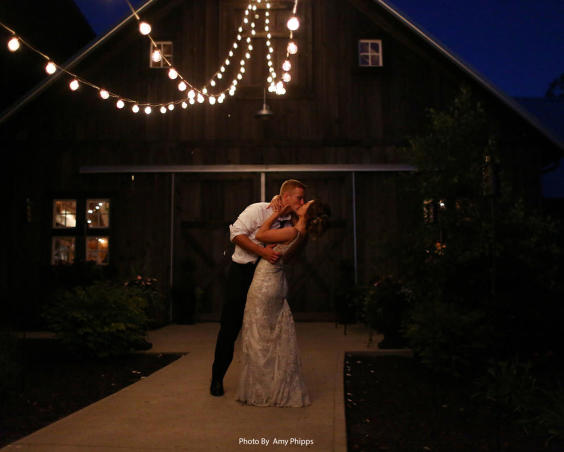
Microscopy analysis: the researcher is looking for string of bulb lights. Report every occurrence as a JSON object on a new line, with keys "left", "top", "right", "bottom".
{"left": 0, "top": 0, "right": 300, "bottom": 115}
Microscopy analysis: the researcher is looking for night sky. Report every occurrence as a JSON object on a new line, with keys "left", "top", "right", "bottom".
{"left": 74, "top": 0, "right": 564, "bottom": 98}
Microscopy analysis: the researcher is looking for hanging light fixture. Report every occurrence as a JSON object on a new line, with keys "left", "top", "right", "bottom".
{"left": 255, "top": 88, "right": 273, "bottom": 119}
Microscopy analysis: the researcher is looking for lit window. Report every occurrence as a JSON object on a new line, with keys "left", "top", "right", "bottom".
{"left": 86, "top": 199, "right": 110, "bottom": 228}
{"left": 86, "top": 236, "right": 110, "bottom": 265}
{"left": 423, "top": 199, "right": 446, "bottom": 223}
{"left": 358, "top": 39, "right": 383, "bottom": 67}
{"left": 150, "top": 41, "right": 173, "bottom": 68}
{"left": 53, "top": 200, "right": 76, "bottom": 228}
{"left": 52, "top": 237, "right": 75, "bottom": 265}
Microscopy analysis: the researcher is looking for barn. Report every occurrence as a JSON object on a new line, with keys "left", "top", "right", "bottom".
{"left": 1, "top": 0, "right": 561, "bottom": 327}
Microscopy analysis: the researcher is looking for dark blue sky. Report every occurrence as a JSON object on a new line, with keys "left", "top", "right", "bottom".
{"left": 74, "top": 0, "right": 564, "bottom": 98}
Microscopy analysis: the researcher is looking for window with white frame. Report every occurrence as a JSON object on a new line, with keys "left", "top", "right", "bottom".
{"left": 51, "top": 198, "right": 111, "bottom": 265}
{"left": 149, "top": 41, "right": 173, "bottom": 68}
{"left": 358, "top": 39, "right": 383, "bottom": 67}
{"left": 51, "top": 236, "right": 76, "bottom": 265}
{"left": 86, "top": 199, "right": 110, "bottom": 228}
{"left": 86, "top": 236, "right": 110, "bottom": 265}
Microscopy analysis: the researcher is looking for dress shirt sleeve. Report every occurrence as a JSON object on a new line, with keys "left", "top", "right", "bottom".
{"left": 229, "top": 203, "right": 268, "bottom": 242}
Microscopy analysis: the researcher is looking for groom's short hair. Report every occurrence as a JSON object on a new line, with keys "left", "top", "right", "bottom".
{"left": 280, "top": 179, "right": 306, "bottom": 195}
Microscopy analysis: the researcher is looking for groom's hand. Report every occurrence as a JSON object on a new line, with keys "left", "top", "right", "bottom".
{"left": 262, "top": 244, "right": 281, "bottom": 264}
{"left": 268, "top": 195, "right": 283, "bottom": 213}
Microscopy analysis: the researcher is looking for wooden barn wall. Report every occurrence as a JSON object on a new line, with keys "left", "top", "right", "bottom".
{"left": 1, "top": 0, "right": 560, "bottom": 323}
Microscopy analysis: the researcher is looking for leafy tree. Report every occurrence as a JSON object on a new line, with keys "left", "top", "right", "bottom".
{"left": 397, "top": 87, "right": 563, "bottom": 375}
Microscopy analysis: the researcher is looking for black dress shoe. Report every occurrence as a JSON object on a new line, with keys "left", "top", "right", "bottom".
{"left": 210, "top": 379, "right": 224, "bottom": 397}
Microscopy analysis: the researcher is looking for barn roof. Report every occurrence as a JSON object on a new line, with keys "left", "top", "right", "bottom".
{"left": 1, "top": 0, "right": 562, "bottom": 151}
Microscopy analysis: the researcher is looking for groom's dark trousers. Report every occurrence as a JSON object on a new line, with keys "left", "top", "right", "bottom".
{"left": 211, "top": 260, "right": 257, "bottom": 382}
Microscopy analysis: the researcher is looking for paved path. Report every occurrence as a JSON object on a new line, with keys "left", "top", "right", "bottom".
{"left": 3, "top": 322, "right": 378, "bottom": 452}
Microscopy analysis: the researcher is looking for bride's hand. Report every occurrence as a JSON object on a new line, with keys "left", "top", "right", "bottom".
{"left": 268, "top": 195, "right": 283, "bottom": 212}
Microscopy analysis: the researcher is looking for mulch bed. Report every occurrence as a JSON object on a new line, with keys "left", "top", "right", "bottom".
{"left": 344, "top": 352, "right": 563, "bottom": 452}
{"left": 0, "top": 338, "right": 183, "bottom": 449}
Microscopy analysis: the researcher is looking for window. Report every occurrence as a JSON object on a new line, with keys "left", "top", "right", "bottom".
{"left": 51, "top": 236, "right": 75, "bottom": 265}
{"left": 51, "top": 198, "right": 111, "bottom": 266}
{"left": 86, "top": 236, "right": 109, "bottom": 265}
{"left": 423, "top": 199, "right": 445, "bottom": 223}
{"left": 53, "top": 199, "right": 76, "bottom": 228}
{"left": 87, "top": 199, "right": 110, "bottom": 228}
{"left": 149, "top": 41, "right": 173, "bottom": 68}
{"left": 358, "top": 39, "right": 383, "bottom": 67}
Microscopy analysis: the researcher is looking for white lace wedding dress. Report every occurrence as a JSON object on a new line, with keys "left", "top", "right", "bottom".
{"left": 237, "top": 233, "right": 311, "bottom": 407}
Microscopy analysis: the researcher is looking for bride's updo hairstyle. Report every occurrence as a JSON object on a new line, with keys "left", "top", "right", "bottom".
{"left": 305, "top": 201, "right": 331, "bottom": 238}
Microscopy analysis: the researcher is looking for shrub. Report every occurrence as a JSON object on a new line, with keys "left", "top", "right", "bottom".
{"left": 404, "top": 299, "right": 489, "bottom": 376}
{"left": 125, "top": 275, "right": 168, "bottom": 328}
{"left": 42, "top": 282, "right": 149, "bottom": 358}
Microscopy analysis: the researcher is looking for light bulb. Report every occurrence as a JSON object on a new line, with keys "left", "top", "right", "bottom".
{"left": 160, "top": 106, "right": 167, "bottom": 114}
{"left": 168, "top": 103, "right": 174, "bottom": 111}
{"left": 168, "top": 68, "right": 178, "bottom": 80}
{"left": 45, "top": 61, "right": 57, "bottom": 75}
{"left": 188, "top": 90, "right": 195, "bottom": 99}
{"left": 210, "top": 80, "right": 216, "bottom": 87}
{"left": 202, "top": 87, "right": 208, "bottom": 94}
{"left": 287, "top": 41, "right": 298, "bottom": 54}
{"left": 197, "top": 93, "right": 205, "bottom": 103}
{"left": 139, "top": 22, "right": 151, "bottom": 35}
{"left": 181, "top": 101, "right": 188, "bottom": 109}
{"left": 69, "top": 79, "right": 79, "bottom": 91}
{"left": 189, "top": 98, "right": 195, "bottom": 105}
{"left": 151, "top": 49, "right": 162, "bottom": 62}
{"left": 7, "top": 37, "right": 20, "bottom": 52}
{"left": 209, "top": 96, "right": 216, "bottom": 105}
{"left": 282, "top": 60, "right": 291, "bottom": 71}
{"left": 116, "top": 99, "right": 125, "bottom": 109}
{"left": 217, "top": 73, "right": 223, "bottom": 79}
{"left": 178, "top": 81, "right": 187, "bottom": 91}
{"left": 237, "top": 73, "right": 242, "bottom": 80}
{"left": 282, "top": 72, "right": 291, "bottom": 82}
{"left": 132, "top": 104, "right": 140, "bottom": 113}
{"left": 99, "top": 89, "right": 110, "bottom": 99}
{"left": 268, "top": 83, "right": 276, "bottom": 93}
{"left": 218, "top": 94, "right": 225, "bottom": 103}
{"left": 287, "top": 16, "right": 300, "bottom": 31}
{"left": 144, "top": 106, "right": 152, "bottom": 114}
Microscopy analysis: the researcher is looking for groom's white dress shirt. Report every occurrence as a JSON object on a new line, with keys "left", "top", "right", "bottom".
{"left": 229, "top": 202, "right": 291, "bottom": 264}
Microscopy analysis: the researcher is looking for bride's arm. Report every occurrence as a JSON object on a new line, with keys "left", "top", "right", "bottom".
{"left": 255, "top": 209, "right": 297, "bottom": 243}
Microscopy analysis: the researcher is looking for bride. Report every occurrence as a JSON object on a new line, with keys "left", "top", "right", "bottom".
{"left": 237, "top": 199, "right": 330, "bottom": 407}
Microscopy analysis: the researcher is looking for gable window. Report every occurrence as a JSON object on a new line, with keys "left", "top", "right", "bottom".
{"left": 358, "top": 39, "right": 383, "bottom": 67}
{"left": 149, "top": 41, "right": 173, "bottom": 68}
{"left": 51, "top": 198, "right": 111, "bottom": 266}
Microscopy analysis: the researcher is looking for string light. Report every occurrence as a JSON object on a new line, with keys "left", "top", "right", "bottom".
{"left": 45, "top": 61, "right": 56, "bottom": 75}
{"left": 139, "top": 21, "right": 151, "bottom": 35}
{"left": 160, "top": 106, "right": 167, "bottom": 114}
{"left": 287, "top": 16, "right": 300, "bottom": 31}
{"left": 7, "top": 36, "right": 20, "bottom": 52}
{"left": 0, "top": 0, "right": 302, "bottom": 114}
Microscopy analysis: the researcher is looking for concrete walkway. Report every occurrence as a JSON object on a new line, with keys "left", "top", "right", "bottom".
{"left": 3, "top": 323, "right": 379, "bottom": 452}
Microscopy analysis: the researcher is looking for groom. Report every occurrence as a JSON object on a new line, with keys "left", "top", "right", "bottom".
{"left": 210, "top": 179, "right": 306, "bottom": 396}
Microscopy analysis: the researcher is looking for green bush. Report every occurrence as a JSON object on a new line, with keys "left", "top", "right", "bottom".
{"left": 42, "top": 282, "right": 149, "bottom": 358}
{"left": 125, "top": 275, "right": 168, "bottom": 328}
{"left": 404, "top": 300, "right": 489, "bottom": 376}
{"left": 351, "top": 278, "right": 410, "bottom": 348}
